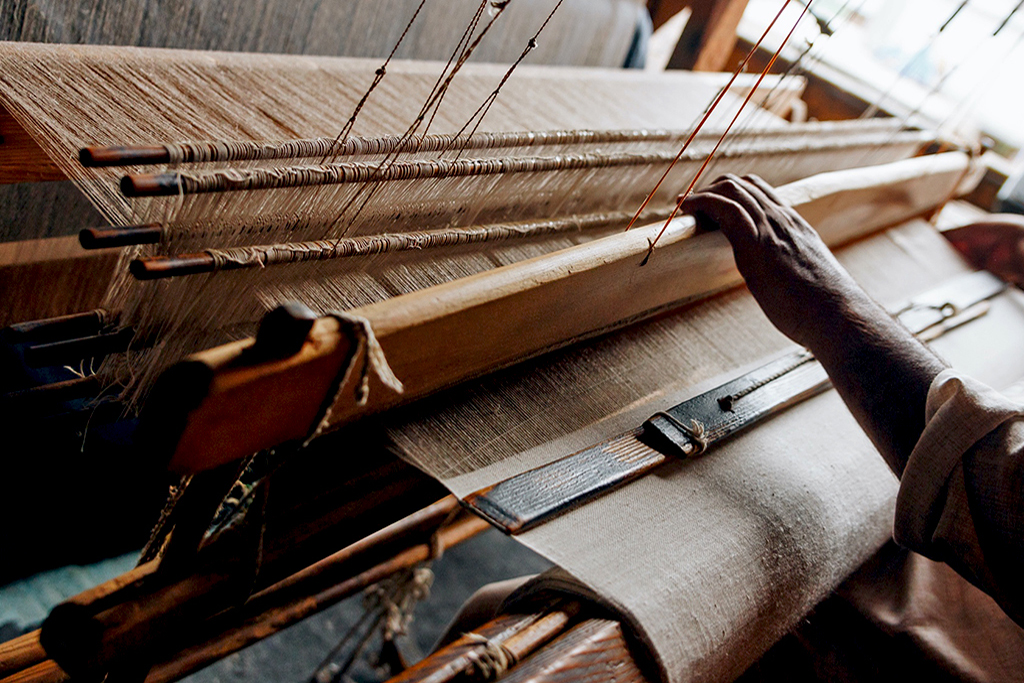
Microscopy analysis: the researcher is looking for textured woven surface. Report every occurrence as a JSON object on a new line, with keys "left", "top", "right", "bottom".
{"left": 388, "top": 222, "right": 1024, "bottom": 682}
{"left": 0, "top": 0, "right": 646, "bottom": 67}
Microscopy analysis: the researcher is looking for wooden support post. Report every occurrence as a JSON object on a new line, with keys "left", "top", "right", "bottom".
{"left": 649, "top": 0, "right": 693, "bottom": 31}
{"left": 667, "top": 0, "right": 751, "bottom": 72}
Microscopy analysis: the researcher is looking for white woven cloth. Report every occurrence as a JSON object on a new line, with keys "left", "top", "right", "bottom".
{"left": 389, "top": 224, "right": 1024, "bottom": 682}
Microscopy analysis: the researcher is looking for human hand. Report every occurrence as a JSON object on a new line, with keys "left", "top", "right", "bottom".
{"left": 679, "top": 174, "right": 871, "bottom": 349}
{"left": 944, "top": 215, "right": 1024, "bottom": 287}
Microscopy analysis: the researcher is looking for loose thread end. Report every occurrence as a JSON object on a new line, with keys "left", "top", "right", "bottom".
{"left": 639, "top": 238, "right": 655, "bottom": 267}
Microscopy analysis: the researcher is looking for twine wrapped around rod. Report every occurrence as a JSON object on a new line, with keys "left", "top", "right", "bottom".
{"left": 130, "top": 207, "right": 679, "bottom": 279}
{"left": 81, "top": 119, "right": 905, "bottom": 167}
{"left": 120, "top": 129, "right": 923, "bottom": 197}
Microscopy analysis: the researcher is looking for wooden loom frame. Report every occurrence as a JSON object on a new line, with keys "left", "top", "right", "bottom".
{"left": 0, "top": 148, "right": 990, "bottom": 683}
{"left": 148, "top": 151, "right": 982, "bottom": 474}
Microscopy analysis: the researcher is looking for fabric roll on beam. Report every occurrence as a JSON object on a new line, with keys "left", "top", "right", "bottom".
{"left": 387, "top": 222, "right": 1024, "bottom": 682}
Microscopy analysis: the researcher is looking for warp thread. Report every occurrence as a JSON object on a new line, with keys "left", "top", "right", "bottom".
{"left": 139, "top": 119, "right": 904, "bottom": 166}
{"left": 159, "top": 129, "right": 699, "bottom": 164}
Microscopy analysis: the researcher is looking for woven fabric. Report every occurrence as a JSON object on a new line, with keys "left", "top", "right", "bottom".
{"left": 388, "top": 224, "right": 1024, "bottom": 682}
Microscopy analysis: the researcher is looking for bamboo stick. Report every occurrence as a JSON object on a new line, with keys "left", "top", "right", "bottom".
{"left": 388, "top": 602, "right": 582, "bottom": 683}
{"left": 142, "top": 152, "right": 982, "bottom": 474}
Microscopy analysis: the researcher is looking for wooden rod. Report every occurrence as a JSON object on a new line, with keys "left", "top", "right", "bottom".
{"left": 118, "top": 130, "right": 931, "bottom": 199}
{"left": 144, "top": 512, "right": 490, "bottom": 683}
{"left": 120, "top": 173, "right": 180, "bottom": 198}
{"left": 79, "top": 225, "right": 161, "bottom": 249}
{"left": 144, "top": 152, "right": 981, "bottom": 474}
{"left": 0, "top": 633, "right": 46, "bottom": 680}
{"left": 127, "top": 208, "right": 678, "bottom": 281}
{"left": 388, "top": 602, "right": 581, "bottom": 683}
{"left": 7, "top": 507, "right": 488, "bottom": 683}
{"left": 130, "top": 253, "right": 215, "bottom": 280}
{"left": 0, "top": 660, "right": 66, "bottom": 683}
{"left": 80, "top": 146, "right": 170, "bottom": 167}
{"left": 36, "top": 497, "right": 478, "bottom": 681}
{"left": 78, "top": 121, "right": 902, "bottom": 168}
{"left": 39, "top": 456, "right": 445, "bottom": 679}
{"left": 0, "top": 376, "right": 102, "bottom": 414}
{"left": 3, "top": 310, "right": 107, "bottom": 344}
{"left": 23, "top": 327, "right": 136, "bottom": 368}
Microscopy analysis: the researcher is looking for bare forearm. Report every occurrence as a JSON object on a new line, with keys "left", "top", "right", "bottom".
{"left": 679, "top": 174, "right": 948, "bottom": 475}
{"left": 806, "top": 291, "right": 947, "bottom": 476}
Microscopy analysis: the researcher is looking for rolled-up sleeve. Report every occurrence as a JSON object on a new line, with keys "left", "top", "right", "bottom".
{"left": 894, "top": 369, "right": 1024, "bottom": 626}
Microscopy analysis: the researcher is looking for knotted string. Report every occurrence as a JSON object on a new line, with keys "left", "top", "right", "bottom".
{"left": 304, "top": 312, "right": 404, "bottom": 446}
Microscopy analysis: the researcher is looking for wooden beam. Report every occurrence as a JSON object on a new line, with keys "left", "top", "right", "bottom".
{"left": 649, "top": 0, "right": 692, "bottom": 31}
{"left": 0, "top": 105, "right": 64, "bottom": 184}
{"left": 144, "top": 152, "right": 981, "bottom": 474}
{"left": 0, "top": 237, "right": 120, "bottom": 327}
{"left": 667, "top": 0, "right": 751, "bottom": 72}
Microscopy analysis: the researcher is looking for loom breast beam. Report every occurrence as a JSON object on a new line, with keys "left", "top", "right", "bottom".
{"left": 463, "top": 271, "right": 1005, "bottom": 534}
{"left": 145, "top": 152, "right": 982, "bottom": 474}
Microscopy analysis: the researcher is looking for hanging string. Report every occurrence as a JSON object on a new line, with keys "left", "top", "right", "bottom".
{"left": 320, "top": 0, "right": 432, "bottom": 164}
{"left": 898, "top": 0, "right": 1024, "bottom": 133}
{"left": 421, "top": 1, "right": 507, "bottom": 136}
{"left": 702, "top": 0, "right": 864, "bottom": 182}
{"left": 324, "top": 0, "right": 512, "bottom": 239}
{"left": 446, "top": 0, "right": 568, "bottom": 155}
{"left": 641, "top": 0, "right": 816, "bottom": 262}
{"left": 853, "top": 0, "right": 1024, "bottom": 167}
{"left": 860, "top": 0, "right": 971, "bottom": 120}
{"left": 937, "top": 21, "right": 1024, "bottom": 138}
{"left": 623, "top": 0, "right": 795, "bottom": 233}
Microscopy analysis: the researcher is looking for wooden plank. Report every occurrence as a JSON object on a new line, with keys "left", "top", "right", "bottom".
{"left": 148, "top": 152, "right": 981, "bottom": 474}
{"left": 0, "top": 236, "right": 120, "bottom": 327}
{"left": 667, "top": 0, "right": 751, "bottom": 72}
{"left": 0, "top": 105, "right": 64, "bottom": 184}
{"left": 0, "top": 634, "right": 46, "bottom": 680}
{"left": 500, "top": 619, "right": 654, "bottom": 683}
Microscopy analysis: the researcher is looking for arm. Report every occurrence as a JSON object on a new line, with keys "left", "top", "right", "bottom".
{"left": 680, "top": 175, "right": 1024, "bottom": 626}
{"left": 679, "top": 174, "right": 946, "bottom": 476}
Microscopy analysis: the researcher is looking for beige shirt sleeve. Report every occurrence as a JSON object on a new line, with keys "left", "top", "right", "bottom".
{"left": 894, "top": 369, "right": 1024, "bottom": 626}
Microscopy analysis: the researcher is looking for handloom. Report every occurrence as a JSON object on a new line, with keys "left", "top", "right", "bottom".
{"left": 2, "top": 4, "right": 1020, "bottom": 683}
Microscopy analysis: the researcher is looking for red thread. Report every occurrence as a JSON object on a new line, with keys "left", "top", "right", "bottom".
{"left": 644, "top": 0, "right": 816, "bottom": 257}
